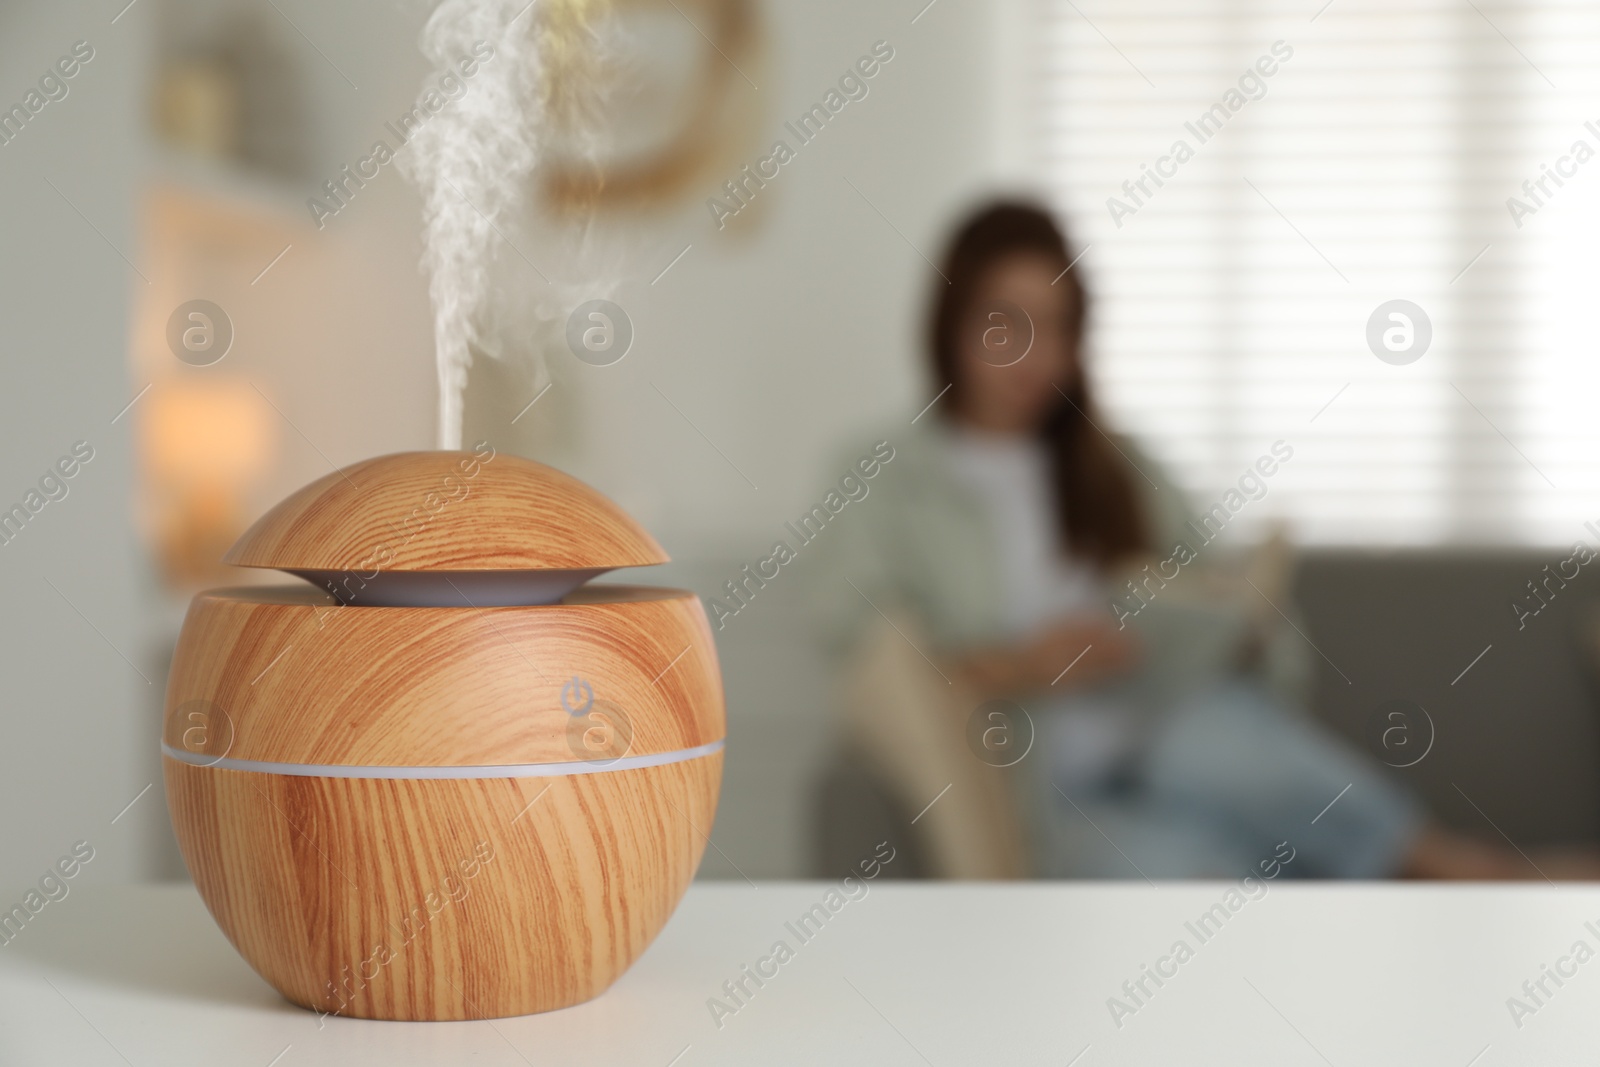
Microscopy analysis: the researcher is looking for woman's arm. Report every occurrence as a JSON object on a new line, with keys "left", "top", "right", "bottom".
{"left": 949, "top": 616, "right": 1140, "bottom": 698}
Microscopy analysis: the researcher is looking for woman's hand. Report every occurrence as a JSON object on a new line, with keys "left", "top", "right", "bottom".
{"left": 954, "top": 616, "right": 1140, "bottom": 696}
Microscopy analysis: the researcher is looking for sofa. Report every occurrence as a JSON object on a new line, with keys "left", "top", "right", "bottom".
{"left": 813, "top": 548, "right": 1600, "bottom": 878}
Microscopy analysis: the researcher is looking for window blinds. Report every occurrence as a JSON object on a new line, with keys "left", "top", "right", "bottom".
{"left": 1028, "top": 0, "right": 1600, "bottom": 545}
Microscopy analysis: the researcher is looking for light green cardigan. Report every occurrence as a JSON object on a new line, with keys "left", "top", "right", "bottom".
{"left": 802, "top": 420, "right": 1311, "bottom": 715}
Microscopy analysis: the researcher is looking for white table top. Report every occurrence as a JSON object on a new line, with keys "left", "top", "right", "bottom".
{"left": 2, "top": 882, "right": 1597, "bottom": 1064}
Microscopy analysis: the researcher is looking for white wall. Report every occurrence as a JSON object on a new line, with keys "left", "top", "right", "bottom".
{"left": 555, "top": 3, "right": 1003, "bottom": 557}
{"left": 0, "top": 3, "right": 151, "bottom": 887}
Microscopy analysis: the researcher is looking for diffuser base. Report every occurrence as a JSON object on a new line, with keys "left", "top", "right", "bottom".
{"left": 164, "top": 752, "right": 721, "bottom": 1022}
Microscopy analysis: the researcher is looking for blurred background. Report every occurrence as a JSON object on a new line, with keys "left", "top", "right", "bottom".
{"left": 4, "top": 0, "right": 1600, "bottom": 888}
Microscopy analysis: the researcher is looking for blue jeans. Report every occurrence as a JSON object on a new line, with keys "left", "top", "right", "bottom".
{"left": 1025, "top": 683, "right": 1424, "bottom": 879}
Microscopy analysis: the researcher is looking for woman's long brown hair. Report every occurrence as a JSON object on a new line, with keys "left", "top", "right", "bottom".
{"left": 929, "top": 201, "right": 1149, "bottom": 569}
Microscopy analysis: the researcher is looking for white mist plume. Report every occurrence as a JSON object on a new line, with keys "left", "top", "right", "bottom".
{"left": 403, "top": 0, "right": 549, "bottom": 451}
{"left": 404, "top": 0, "right": 670, "bottom": 449}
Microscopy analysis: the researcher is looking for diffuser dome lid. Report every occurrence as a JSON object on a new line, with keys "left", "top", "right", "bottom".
{"left": 225, "top": 450, "right": 669, "bottom": 573}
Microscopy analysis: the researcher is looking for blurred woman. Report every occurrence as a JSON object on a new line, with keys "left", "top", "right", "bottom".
{"left": 812, "top": 200, "right": 1576, "bottom": 879}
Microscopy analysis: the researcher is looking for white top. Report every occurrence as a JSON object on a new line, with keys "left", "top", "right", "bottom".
{"left": 944, "top": 428, "right": 1132, "bottom": 786}
{"left": 944, "top": 428, "right": 1104, "bottom": 636}
{"left": 4, "top": 883, "right": 1587, "bottom": 1065}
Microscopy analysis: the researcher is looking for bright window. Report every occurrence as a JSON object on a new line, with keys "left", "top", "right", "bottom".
{"left": 1029, "top": 0, "right": 1600, "bottom": 545}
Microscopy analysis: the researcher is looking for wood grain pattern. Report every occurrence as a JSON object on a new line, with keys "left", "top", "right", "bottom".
{"left": 224, "top": 450, "right": 669, "bottom": 572}
{"left": 164, "top": 752, "right": 722, "bottom": 1021}
{"left": 163, "top": 584, "right": 725, "bottom": 766}
{"left": 171, "top": 452, "right": 724, "bottom": 1019}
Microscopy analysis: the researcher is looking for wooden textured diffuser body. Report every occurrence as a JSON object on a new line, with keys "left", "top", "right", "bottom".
{"left": 162, "top": 449, "right": 725, "bottom": 1021}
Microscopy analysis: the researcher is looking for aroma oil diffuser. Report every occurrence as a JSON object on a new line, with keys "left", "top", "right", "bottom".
{"left": 162, "top": 449, "right": 725, "bottom": 1021}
